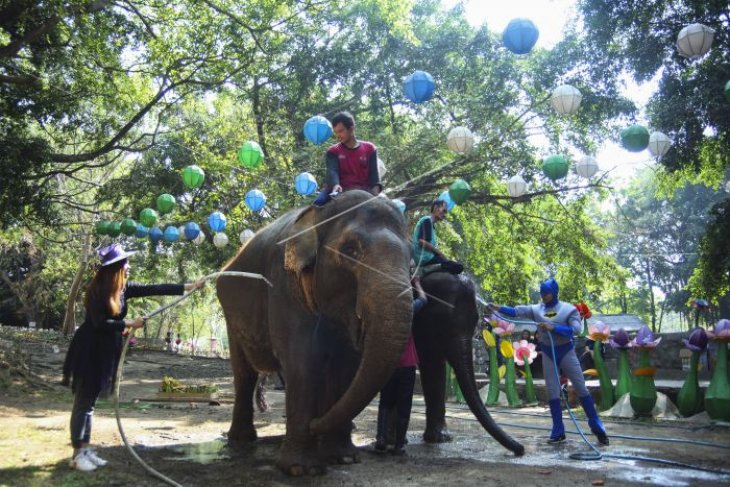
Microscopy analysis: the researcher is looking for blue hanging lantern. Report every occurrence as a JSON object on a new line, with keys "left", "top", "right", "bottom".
{"left": 135, "top": 224, "right": 149, "bottom": 239}
{"left": 149, "top": 226, "right": 163, "bottom": 243}
{"left": 295, "top": 172, "right": 318, "bottom": 196}
{"left": 208, "top": 211, "right": 227, "bottom": 232}
{"left": 392, "top": 199, "right": 406, "bottom": 213}
{"left": 502, "top": 18, "right": 540, "bottom": 54}
{"left": 303, "top": 116, "right": 333, "bottom": 145}
{"left": 403, "top": 70, "right": 435, "bottom": 104}
{"left": 245, "top": 189, "right": 267, "bottom": 212}
{"left": 438, "top": 191, "right": 456, "bottom": 212}
{"left": 183, "top": 222, "right": 201, "bottom": 241}
{"left": 163, "top": 225, "right": 180, "bottom": 242}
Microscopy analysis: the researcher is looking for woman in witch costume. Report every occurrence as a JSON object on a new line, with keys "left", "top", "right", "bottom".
{"left": 62, "top": 244, "right": 204, "bottom": 471}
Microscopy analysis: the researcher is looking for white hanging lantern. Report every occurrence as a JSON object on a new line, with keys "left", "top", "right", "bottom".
{"left": 193, "top": 232, "right": 206, "bottom": 245}
{"left": 446, "top": 126, "right": 475, "bottom": 155}
{"left": 551, "top": 85, "right": 582, "bottom": 115}
{"left": 677, "top": 23, "right": 715, "bottom": 59}
{"left": 648, "top": 131, "right": 672, "bottom": 157}
{"left": 377, "top": 158, "right": 387, "bottom": 177}
{"left": 508, "top": 175, "right": 527, "bottom": 197}
{"left": 178, "top": 225, "right": 187, "bottom": 241}
{"left": 576, "top": 155, "right": 599, "bottom": 179}
{"left": 213, "top": 232, "right": 228, "bottom": 248}
{"left": 239, "top": 228, "right": 255, "bottom": 244}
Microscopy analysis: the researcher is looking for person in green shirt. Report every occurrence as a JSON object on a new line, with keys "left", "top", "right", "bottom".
{"left": 412, "top": 199, "right": 463, "bottom": 274}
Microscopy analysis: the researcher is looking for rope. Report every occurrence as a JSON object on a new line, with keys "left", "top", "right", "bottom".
{"left": 113, "top": 270, "right": 271, "bottom": 487}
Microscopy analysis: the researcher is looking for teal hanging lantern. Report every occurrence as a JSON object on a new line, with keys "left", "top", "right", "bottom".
{"left": 149, "top": 226, "right": 163, "bottom": 243}
{"left": 245, "top": 189, "right": 267, "bottom": 212}
{"left": 156, "top": 194, "right": 176, "bottom": 215}
{"left": 438, "top": 190, "right": 456, "bottom": 212}
{"left": 502, "top": 18, "right": 539, "bottom": 55}
{"left": 542, "top": 154, "right": 569, "bottom": 181}
{"left": 135, "top": 224, "right": 149, "bottom": 239}
{"left": 448, "top": 179, "right": 471, "bottom": 205}
{"left": 163, "top": 225, "right": 180, "bottom": 242}
{"left": 120, "top": 218, "right": 137, "bottom": 236}
{"left": 303, "top": 116, "right": 333, "bottom": 145}
{"left": 621, "top": 125, "right": 650, "bottom": 152}
{"left": 403, "top": 70, "right": 435, "bottom": 104}
{"left": 182, "top": 165, "right": 205, "bottom": 189}
{"left": 208, "top": 211, "right": 227, "bottom": 232}
{"left": 238, "top": 141, "right": 264, "bottom": 169}
{"left": 139, "top": 208, "right": 158, "bottom": 228}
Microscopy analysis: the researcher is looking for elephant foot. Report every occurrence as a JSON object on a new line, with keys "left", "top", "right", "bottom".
{"left": 278, "top": 439, "right": 326, "bottom": 476}
{"left": 319, "top": 436, "right": 361, "bottom": 465}
{"left": 423, "top": 427, "right": 452, "bottom": 443}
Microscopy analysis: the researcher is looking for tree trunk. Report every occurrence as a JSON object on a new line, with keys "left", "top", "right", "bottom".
{"left": 62, "top": 232, "right": 93, "bottom": 336}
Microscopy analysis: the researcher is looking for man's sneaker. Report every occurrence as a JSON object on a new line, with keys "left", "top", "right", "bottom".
{"left": 546, "top": 434, "right": 566, "bottom": 444}
{"left": 70, "top": 451, "right": 97, "bottom": 472}
{"left": 83, "top": 448, "right": 108, "bottom": 467}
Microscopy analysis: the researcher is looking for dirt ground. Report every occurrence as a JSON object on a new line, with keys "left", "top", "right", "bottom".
{"left": 1, "top": 332, "right": 729, "bottom": 487}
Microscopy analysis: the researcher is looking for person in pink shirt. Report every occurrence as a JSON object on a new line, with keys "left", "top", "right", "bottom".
{"left": 313, "top": 111, "right": 382, "bottom": 206}
{"left": 374, "top": 276, "right": 427, "bottom": 455}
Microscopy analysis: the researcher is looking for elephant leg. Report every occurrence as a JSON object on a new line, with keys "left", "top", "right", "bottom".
{"left": 276, "top": 328, "right": 328, "bottom": 476}
{"left": 317, "top": 339, "right": 360, "bottom": 465}
{"left": 419, "top": 351, "right": 452, "bottom": 443}
{"left": 227, "top": 337, "right": 258, "bottom": 443}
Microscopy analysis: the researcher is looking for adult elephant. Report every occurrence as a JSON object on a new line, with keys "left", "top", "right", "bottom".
{"left": 413, "top": 271, "right": 525, "bottom": 456}
{"left": 216, "top": 190, "right": 414, "bottom": 476}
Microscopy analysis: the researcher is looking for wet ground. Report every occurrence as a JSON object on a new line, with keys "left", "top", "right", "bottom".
{"left": 1, "top": 345, "right": 729, "bottom": 486}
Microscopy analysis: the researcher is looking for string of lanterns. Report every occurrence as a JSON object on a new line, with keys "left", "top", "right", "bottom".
{"left": 95, "top": 18, "right": 717, "bottom": 244}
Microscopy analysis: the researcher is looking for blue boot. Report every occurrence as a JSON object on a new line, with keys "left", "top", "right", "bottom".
{"left": 547, "top": 398, "right": 566, "bottom": 444}
{"left": 580, "top": 395, "right": 609, "bottom": 446}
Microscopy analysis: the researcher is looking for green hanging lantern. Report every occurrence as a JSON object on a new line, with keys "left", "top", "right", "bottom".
{"left": 542, "top": 154, "right": 569, "bottom": 181}
{"left": 107, "top": 222, "right": 122, "bottom": 238}
{"left": 156, "top": 194, "right": 176, "bottom": 215}
{"left": 95, "top": 220, "right": 111, "bottom": 235}
{"left": 705, "top": 320, "right": 730, "bottom": 421}
{"left": 620, "top": 125, "right": 650, "bottom": 152}
{"left": 238, "top": 141, "right": 264, "bottom": 169}
{"left": 139, "top": 208, "right": 158, "bottom": 228}
{"left": 120, "top": 218, "right": 137, "bottom": 236}
{"left": 182, "top": 165, "right": 205, "bottom": 189}
{"left": 482, "top": 329, "right": 501, "bottom": 406}
{"left": 725, "top": 80, "right": 730, "bottom": 102}
{"left": 448, "top": 178, "right": 471, "bottom": 205}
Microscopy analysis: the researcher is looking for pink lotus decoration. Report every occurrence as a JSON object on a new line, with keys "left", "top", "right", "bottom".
{"left": 492, "top": 319, "right": 515, "bottom": 337}
{"left": 588, "top": 321, "right": 610, "bottom": 342}
{"left": 630, "top": 325, "right": 661, "bottom": 349}
{"left": 683, "top": 328, "right": 708, "bottom": 352}
{"left": 609, "top": 328, "right": 631, "bottom": 349}
{"left": 707, "top": 319, "right": 730, "bottom": 342}
{"left": 512, "top": 340, "right": 537, "bottom": 366}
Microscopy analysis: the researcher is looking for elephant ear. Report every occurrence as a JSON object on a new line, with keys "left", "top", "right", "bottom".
{"left": 284, "top": 207, "right": 319, "bottom": 313}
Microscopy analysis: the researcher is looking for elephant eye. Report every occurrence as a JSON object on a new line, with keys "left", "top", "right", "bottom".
{"left": 340, "top": 243, "right": 361, "bottom": 260}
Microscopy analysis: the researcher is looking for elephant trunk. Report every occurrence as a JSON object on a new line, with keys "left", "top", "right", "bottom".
{"left": 310, "top": 280, "right": 411, "bottom": 435}
{"left": 449, "top": 337, "right": 525, "bottom": 456}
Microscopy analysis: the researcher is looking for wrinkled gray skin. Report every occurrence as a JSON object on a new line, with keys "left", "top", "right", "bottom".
{"left": 414, "top": 272, "right": 525, "bottom": 456}
{"left": 216, "top": 190, "right": 413, "bottom": 476}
